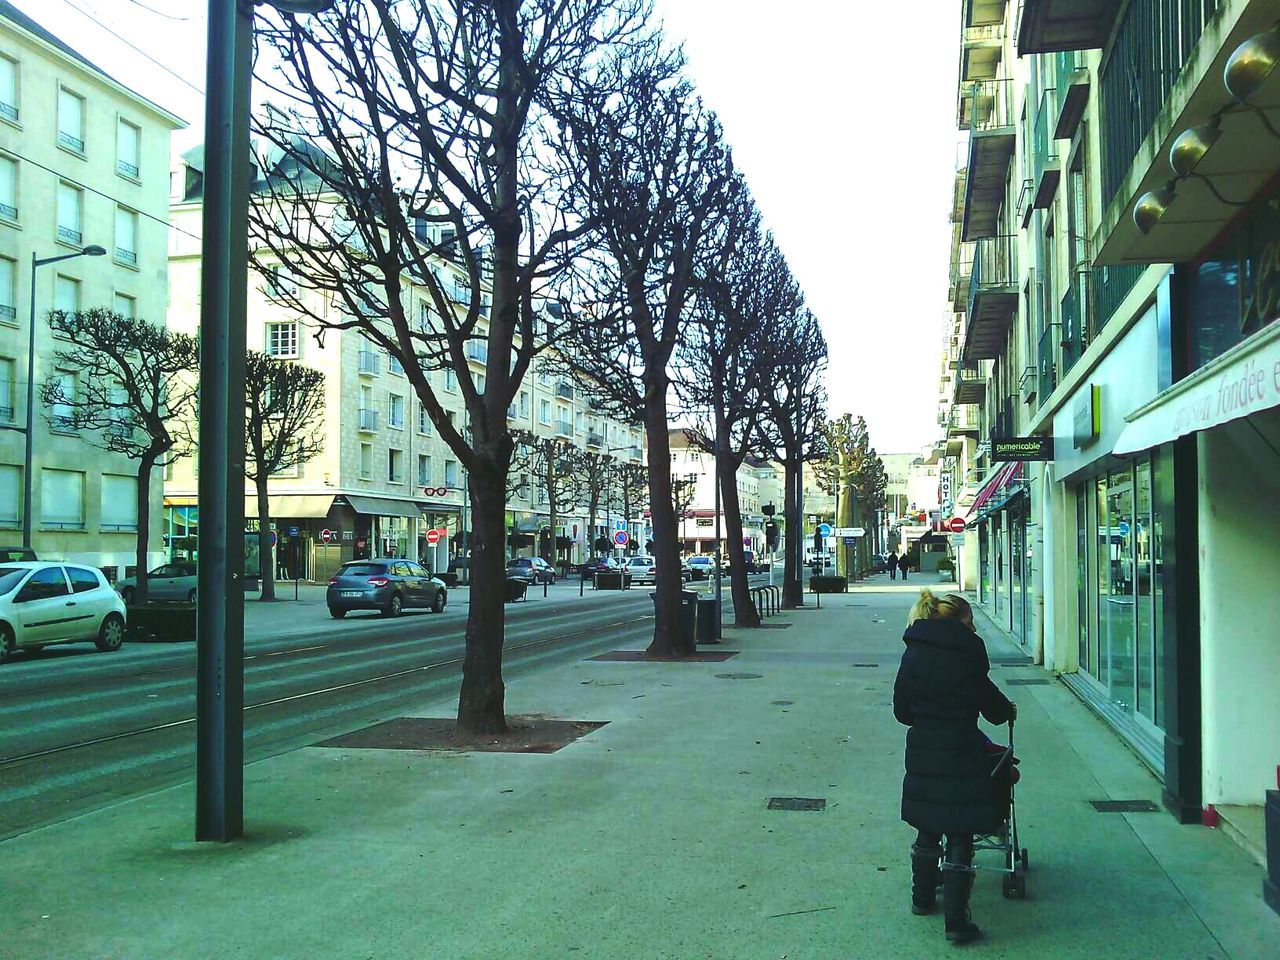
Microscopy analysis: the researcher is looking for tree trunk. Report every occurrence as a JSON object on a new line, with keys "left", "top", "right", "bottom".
{"left": 546, "top": 467, "right": 557, "bottom": 568}
{"left": 457, "top": 458, "right": 508, "bottom": 734}
{"left": 781, "top": 456, "right": 801, "bottom": 608}
{"left": 622, "top": 484, "right": 632, "bottom": 556}
{"left": 257, "top": 476, "right": 274, "bottom": 601}
{"left": 587, "top": 489, "right": 599, "bottom": 559}
{"left": 134, "top": 454, "right": 156, "bottom": 606}
{"left": 718, "top": 447, "right": 760, "bottom": 628}
{"left": 642, "top": 388, "right": 690, "bottom": 657}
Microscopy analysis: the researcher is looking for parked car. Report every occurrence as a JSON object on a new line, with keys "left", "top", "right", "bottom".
{"left": 625, "top": 555, "right": 692, "bottom": 585}
{"left": 0, "top": 562, "right": 127, "bottom": 661}
{"left": 687, "top": 555, "right": 717, "bottom": 580}
{"left": 116, "top": 561, "right": 198, "bottom": 604}
{"left": 326, "top": 559, "right": 447, "bottom": 618}
{"left": 870, "top": 554, "right": 888, "bottom": 574}
{"left": 0, "top": 547, "right": 37, "bottom": 563}
{"left": 506, "top": 556, "right": 556, "bottom": 584}
{"left": 579, "top": 556, "right": 625, "bottom": 580}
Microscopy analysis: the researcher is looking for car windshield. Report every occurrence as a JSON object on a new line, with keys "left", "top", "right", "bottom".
{"left": 508, "top": 559, "right": 530, "bottom": 566}
{"left": 339, "top": 563, "right": 387, "bottom": 577}
{"left": 0, "top": 566, "right": 27, "bottom": 595}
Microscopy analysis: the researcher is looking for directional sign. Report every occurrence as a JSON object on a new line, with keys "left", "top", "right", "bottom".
{"left": 842, "top": 536, "right": 858, "bottom": 545}
{"left": 319, "top": 528, "right": 334, "bottom": 544}
{"left": 816, "top": 522, "right": 832, "bottom": 538}
{"left": 426, "top": 529, "right": 441, "bottom": 545}
{"left": 613, "top": 530, "right": 630, "bottom": 546}
{"left": 948, "top": 517, "right": 966, "bottom": 534}
{"left": 287, "top": 526, "right": 299, "bottom": 537}
{"left": 833, "top": 527, "right": 866, "bottom": 538}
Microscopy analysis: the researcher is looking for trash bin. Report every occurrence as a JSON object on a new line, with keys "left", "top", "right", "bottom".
{"left": 696, "top": 596, "right": 720, "bottom": 644}
{"left": 650, "top": 590, "right": 698, "bottom": 649}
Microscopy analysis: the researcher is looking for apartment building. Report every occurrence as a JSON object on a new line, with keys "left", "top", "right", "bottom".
{"left": 0, "top": 2, "right": 183, "bottom": 573}
{"left": 941, "top": 0, "right": 1280, "bottom": 890}
{"left": 666, "top": 428, "right": 770, "bottom": 556}
{"left": 165, "top": 139, "right": 644, "bottom": 580}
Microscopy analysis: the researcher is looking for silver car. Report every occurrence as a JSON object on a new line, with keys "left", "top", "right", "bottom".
{"left": 115, "top": 561, "right": 198, "bottom": 604}
{"left": 0, "top": 562, "right": 128, "bottom": 661}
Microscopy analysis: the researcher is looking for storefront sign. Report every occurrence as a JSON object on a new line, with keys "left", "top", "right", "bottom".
{"left": 1073, "top": 385, "right": 1102, "bottom": 448}
{"left": 695, "top": 518, "right": 713, "bottom": 527}
{"left": 991, "top": 436, "right": 1053, "bottom": 461}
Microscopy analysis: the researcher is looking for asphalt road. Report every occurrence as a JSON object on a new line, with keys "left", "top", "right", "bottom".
{"left": 0, "top": 575, "right": 769, "bottom": 840}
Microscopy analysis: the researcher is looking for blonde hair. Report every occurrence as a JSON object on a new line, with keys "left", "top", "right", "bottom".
{"left": 907, "top": 588, "right": 973, "bottom": 626}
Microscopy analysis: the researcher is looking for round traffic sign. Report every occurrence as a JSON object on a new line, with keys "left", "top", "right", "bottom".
{"left": 948, "top": 516, "right": 966, "bottom": 534}
{"left": 426, "top": 529, "right": 441, "bottom": 545}
{"left": 613, "top": 530, "right": 630, "bottom": 546}
{"left": 817, "top": 522, "right": 832, "bottom": 537}
{"left": 319, "top": 528, "right": 334, "bottom": 543}
{"left": 270, "top": 529, "right": 278, "bottom": 546}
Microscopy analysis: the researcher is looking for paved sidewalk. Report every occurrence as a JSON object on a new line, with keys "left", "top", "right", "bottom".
{"left": 2, "top": 579, "right": 1274, "bottom": 958}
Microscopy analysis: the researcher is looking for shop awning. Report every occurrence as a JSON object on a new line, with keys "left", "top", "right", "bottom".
{"left": 962, "top": 462, "right": 1019, "bottom": 520}
{"left": 1114, "top": 319, "right": 1280, "bottom": 456}
{"left": 166, "top": 495, "right": 334, "bottom": 518}
{"left": 341, "top": 494, "right": 423, "bottom": 519}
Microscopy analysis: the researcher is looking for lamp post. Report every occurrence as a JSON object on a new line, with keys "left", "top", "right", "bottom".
{"left": 21, "top": 244, "right": 107, "bottom": 549}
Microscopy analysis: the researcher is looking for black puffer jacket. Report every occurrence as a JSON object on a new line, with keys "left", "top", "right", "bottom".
{"left": 893, "top": 617, "right": 1015, "bottom": 835}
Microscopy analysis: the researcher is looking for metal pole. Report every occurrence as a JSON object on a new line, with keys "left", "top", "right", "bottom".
{"left": 794, "top": 391, "right": 805, "bottom": 607}
{"left": 195, "top": 0, "right": 251, "bottom": 842}
{"left": 22, "top": 252, "right": 37, "bottom": 550}
{"left": 713, "top": 420, "right": 722, "bottom": 638}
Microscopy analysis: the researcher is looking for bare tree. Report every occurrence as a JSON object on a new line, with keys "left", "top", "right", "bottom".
{"left": 42, "top": 309, "right": 198, "bottom": 604}
{"left": 244, "top": 351, "right": 326, "bottom": 601}
{"left": 757, "top": 309, "right": 828, "bottom": 607}
{"left": 614, "top": 460, "right": 648, "bottom": 554}
{"left": 579, "top": 449, "right": 615, "bottom": 557}
{"left": 553, "top": 44, "right": 738, "bottom": 656}
{"left": 247, "top": 0, "right": 649, "bottom": 732}
{"left": 511, "top": 432, "right": 584, "bottom": 571}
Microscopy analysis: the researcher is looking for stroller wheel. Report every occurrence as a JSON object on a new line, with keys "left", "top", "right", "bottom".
{"left": 1021, "top": 847, "right": 1029, "bottom": 872}
{"left": 1002, "top": 872, "right": 1027, "bottom": 899}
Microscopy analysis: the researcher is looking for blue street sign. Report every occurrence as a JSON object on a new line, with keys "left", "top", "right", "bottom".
{"left": 817, "top": 522, "right": 832, "bottom": 538}
{"left": 842, "top": 536, "right": 858, "bottom": 545}
{"left": 287, "top": 526, "right": 299, "bottom": 536}
{"left": 613, "top": 530, "right": 630, "bottom": 546}
{"left": 1117, "top": 520, "right": 1131, "bottom": 537}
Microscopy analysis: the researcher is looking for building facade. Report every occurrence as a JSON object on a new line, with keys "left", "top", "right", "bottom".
{"left": 0, "top": 2, "right": 183, "bottom": 575}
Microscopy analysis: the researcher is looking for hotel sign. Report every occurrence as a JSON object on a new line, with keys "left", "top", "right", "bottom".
{"left": 991, "top": 436, "right": 1053, "bottom": 461}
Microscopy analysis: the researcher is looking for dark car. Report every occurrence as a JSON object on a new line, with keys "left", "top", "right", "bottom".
{"left": 506, "top": 556, "right": 556, "bottom": 584}
{"left": 0, "top": 547, "right": 37, "bottom": 564}
{"left": 870, "top": 554, "right": 888, "bottom": 574}
{"left": 326, "top": 559, "right": 447, "bottom": 618}
{"left": 579, "top": 556, "right": 624, "bottom": 580}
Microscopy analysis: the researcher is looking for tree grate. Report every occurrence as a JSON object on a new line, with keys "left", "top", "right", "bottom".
{"left": 1004, "top": 678, "right": 1052, "bottom": 686}
{"left": 715, "top": 672, "right": 763, "bottom": 680}
{"left": 768, "top": 797, "right": 826, "bottom": 812}
{"left": 851, "top": 663, "right": 880, "bottom": 668}
{"left": 1089, "top": 799, "right": 1159, "bottom": 813}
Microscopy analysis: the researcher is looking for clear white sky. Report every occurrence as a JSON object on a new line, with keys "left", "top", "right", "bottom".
{"left": 19, "top": 0, "right": 961, "bottom": 454}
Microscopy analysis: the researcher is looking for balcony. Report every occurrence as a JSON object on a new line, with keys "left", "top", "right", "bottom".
{"left": 954, "top": 365, "right": 987, "bottom": 405}
{"left": 1053, "top": 50, "right": 1090, "bottom": 139}
{"left": 961, "top": 17, "right": 1005, "bottom": 82}
{"left": 1038, "top": 322, "right": 1062, "bottom": 400}
{"left": 949, "top": 240, "right": 974, "bottom": 312}
{"left": 0, "top": 201, "right": 15, "bottom": 221}
{"left": 950, "top": 167, "right": 968, "bottom": 224}
{"left": 1019, "top": 364, "right": 1038, "bottom": 406}
{"left": 947, "top": 404, "right": 980, "bottom": 436}
{"left": 555, "top": 381, "right": 574, "bottom": 401}
{"left": 358, "top": 408, "right": 379, "bottom": 432}
{"left": 959, "top": 79, "right": 1015, "bottom": 241}
{"left": 1016, "top": 0, "right": 1122, "bottom": 56}
{"left": 1059, "top": 272, "right": 1091, "bottom": 378}
{"left": 554, "top": 420, "right": 573, "bottom": 438}
{"left": 358, "top": 350, "right": 379, "bottom": 375}
{"left": 963, "top": 235, "right": 1018, "bottom": 361}
{"left": 465, "top": 339, "right": 488, "bottom": 363}
{"left": 1032, "top": 87, "right": 1060, "bottom": 210}
{"left": 587, "top": 432, "right": 604, "bottom": 448}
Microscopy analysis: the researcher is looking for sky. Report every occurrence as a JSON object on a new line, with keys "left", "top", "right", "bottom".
{"left": 17, "top": 0, "right": 961, "bottom": 455}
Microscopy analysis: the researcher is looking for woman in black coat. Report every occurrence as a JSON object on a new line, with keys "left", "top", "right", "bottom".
{"left": 893, "top": 589, "right": 1015, "bottom": 944}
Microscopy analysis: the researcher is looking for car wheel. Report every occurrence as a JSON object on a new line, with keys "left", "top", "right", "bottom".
{"left": 121, "top": 587, "right": 135, "bottom": 606}
{"left": 0, "top": 623, "right": 14, "bottom": 663}
{"left": 383, "top": 593, "right": 404, "bottom": 617}
{"left": 186, "top": 589, "right": 197, "bottom": 604}
{"left": 95, "top": 613, "right": 126, "bottom": 653}
{"left": 431, "top": 590, "right": 446, "bottom": 614}
{"left": 328, "top": 606, "right": 347, "bottom": 619}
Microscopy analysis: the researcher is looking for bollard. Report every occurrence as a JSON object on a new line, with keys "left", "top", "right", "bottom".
{"left": 580, "top": 575, "right": 585, "bottom": 597}
{"left": 544, "top": 579, "right": 549, "bottom": 599}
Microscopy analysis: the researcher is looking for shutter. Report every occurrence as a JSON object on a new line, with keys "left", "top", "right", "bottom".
{"left": 54, "top": 276, "right": 78, "bottom": 313}
{"left": 57, "top": 183, "right": 79, "bottom": 234}
{"left": 0, "top": 156, "right": 13, "bottom": 207}
{"left": 118, "top": 121, "right": 139, "bottom": 169}
{"left": 100, "top": 475, "right": 138, "bottom": 529}
{"left": 57, "top": 89, "right": 82, "bottom": 141}
{"left": 40, "top": 469, "right": 83, "bottom": 526}
{"left": 0, "top": 59, "right": 14, "bottom": 110}
{"left": 115, "top": 206, "right": 136, "bottom": 256}
{"left": 0, "top": 258, "right": 13, "bottom": 310}
{"left": 0, "top": 464, "right": 18, "bottom": 524}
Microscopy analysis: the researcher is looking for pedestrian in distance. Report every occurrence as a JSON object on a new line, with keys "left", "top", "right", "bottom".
{"left": 887, "top": 551, "right": 899, "bottom": 580}
{"left": 893, "top": 589, "right": 1016, "bottom": 945}
{"left": 898, "top": 553, "right": 910, "bottom": 580}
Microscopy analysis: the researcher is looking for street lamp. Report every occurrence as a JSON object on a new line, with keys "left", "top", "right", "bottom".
{"left": 21, "top": 244, "right": 106, "bottom": 549}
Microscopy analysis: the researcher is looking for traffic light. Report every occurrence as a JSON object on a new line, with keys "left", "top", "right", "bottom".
{"left": 762, "top": 503, "right": 775, "bottom": 517}
{"left": 765, "top": 521, "right": 779, "bottom": 550}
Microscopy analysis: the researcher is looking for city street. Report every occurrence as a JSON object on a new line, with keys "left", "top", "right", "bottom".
{"left": 0, "top": 580, "right": 722, "bottom": 840}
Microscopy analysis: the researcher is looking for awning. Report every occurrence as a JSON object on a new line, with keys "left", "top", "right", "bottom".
{"left": 962, "top": 462, "right": 1019, "bottom": 520}
{"left": 249, "top": 495, "right": 334, "bottom": 518}
{"left": 341, "top": 494, "right": 423, "bottom": 519}
{"left": 1114, "top": 319, "right": 1280, "bottom": 455}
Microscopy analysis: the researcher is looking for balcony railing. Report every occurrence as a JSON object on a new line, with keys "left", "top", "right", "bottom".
{"left": 0, "top": 101, "right": 16, "bottom": 122}
{"left": 587, "top": 432, "right": 604, "bottom": 447}
{"left": 0, "top": 404, "right": 14, "bottom": 421}
{"left": 57, "top": 225, "right": 82, "bottom": 245}
{"left": 1038, "top": 323, "right": 1062, "bottom": 400}
{"left": 962, "top": 78, "right": 1014, "bottom": 134}
{"left": 0, "top": 202, "right": 15, "bottom": 221}
{"left": 57, "top": 130, "right": 84, "bottom": 153}
{"left": 358, "top": 350, "right": 379, "bottom": 375}
{"left": 115, "top": 247, "right": 137, "bottom": 266}
{"left": 116, "top": 159, "right": 139, "bottom": 178}
{"left": 358, "top": 408, "right": 379, "bottom": 431}
{"left": 1032, "top": 87, "right": 1059, "bottom": 206}
{"left": 0, "top": 304, "right": 15, "bottom": 321}
{"left": 465, "top": 340, "right": 488, "bottom": 363}
{"left": 554, "top": 420, "right": 573, "bottom": 438}
{"left": 555, "top": 381, "right": 574, "bottom": 400}
{"left": 969, "top": 234, "right": 1017, "bottom": 309}
{"left": 1091, "top": 263, "right": 1144, "bottom": 341}
{"left": 963, "top": 22, "right": 1004, "bottom": 44}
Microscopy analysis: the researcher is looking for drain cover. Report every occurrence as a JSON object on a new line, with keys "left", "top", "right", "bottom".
{"left": 768, "top": 797, "right": 826, "bottom": 812}
{"left": 771, "top": 700, "right": 794, "bottom": 705}
{"left": 1089, "top": 799, "right": 1159, "bottom": 813}
{"left": 716, "top": 672, "right": 763, "bottom": 680}
{"left": 851, "top": 663, "right": 880, "bottom": 668}
{"left": 1004, "top": 678, "right": 1052, "bottom": 686}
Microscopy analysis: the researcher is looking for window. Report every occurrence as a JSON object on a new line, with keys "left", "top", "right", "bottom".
{"left": 444, "top": 367, "right": 456, "bottom": 391}
{"left": 417, "top": 404, "right": 432, "bottom": 435}
{"left": 0, "top": 356, "right": 13, "bottom": 421}
{"left": 519, "top": 391, "right": 529, "bottom": 417}
{"left": 359, "top": 442, "right": 373, "bottom": 479}
{"left": 68, "top": 567, "right": 101, "bottom": 593}
{"left": 539, "top": 399, "right": 551, "bottom": 425}
{"left": 388, "top": 448, "right": 404, "bottom": 483}
{"left": 49, "top": 371, "right": 76, "bottom": 429}
{"left": 113, "top": 293, "right": 136, "bottom": 319}
{"left": 56, "top": 182, "right": 82, "bottom": 245}
{"left": 270, "top": 445, "right": 301, "bottom": 478}
{"left": 267, "top": 264, "right": 297, "bottom": 298}
{"left": 0, "top": 463, "right": 19, "bottom": 526}
{"left": 0, "top": 56, "right": 17, "bottom": 122}
{"left": 444, "top": 459, "right": 459, "bottom": 488}
{"left": 54, "top": 275, "right": 80, "bottom": 315}
{"left": 114, "top": 206, "right": 138, "bottom": 266}
{"left": 265, "top": 321, "right": 298, "bottom": 357}
{"left": 0, "top": 153, "right": 16, "bottom": 221}
{"left": 100, "top": 474, "right": 138, "bottom": 531}
{"left": 474, "top": 371, "right": 486, "bottom": 394}
{"left": 387, "top": 393, "right": 405, "bottom": 428}
{"left": 0, "top": 257, "right": 14, "bottom": 323}
{"left": 116, "top": 119, "right": 140, "bottom": 178}
{"left": 41, "top": 468, "right": 84, "bottom": 529}
{"left": 57, "top": 88, "right": 84, "bottom": 153}
{"left": 19, "top": 566, "right": 69, "bottom": 600}
{"left": 387, "top": 349, "right": 404, "bottom": 375}
{"left": 417, "top": 454, "right": 432, "bottom": 486}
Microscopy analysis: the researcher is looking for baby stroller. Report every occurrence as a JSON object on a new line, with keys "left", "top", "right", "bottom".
{"left": 975, "top": 719, "right": 1028, "bottom": 898}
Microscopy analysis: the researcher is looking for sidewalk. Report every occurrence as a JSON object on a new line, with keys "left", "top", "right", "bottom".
{"left": 2, "top": 579, "right": 1274, "bottom": 958}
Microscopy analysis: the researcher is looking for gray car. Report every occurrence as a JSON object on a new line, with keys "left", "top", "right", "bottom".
{"left": 326, "top": 559, "right": 447, "bottom": 618}
{"left": 116, "top": 561, "right": 197, "bottom": 604}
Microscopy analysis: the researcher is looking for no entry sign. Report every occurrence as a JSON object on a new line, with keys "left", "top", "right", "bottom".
{"left": 948, "top": 517, "right": 966, "bottom": 534}
{"left": 426, "top": 529, "right": 441, "bottom": 545}
{"left": 319, "top": 528, "right": 334, "bottom": 543}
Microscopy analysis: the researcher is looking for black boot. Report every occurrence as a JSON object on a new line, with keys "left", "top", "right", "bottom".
{"left": 942, "top": 867, "right": 981, "bottom": 943}
{"left": 910, "top": 843, "right": 941, "bottom": 915}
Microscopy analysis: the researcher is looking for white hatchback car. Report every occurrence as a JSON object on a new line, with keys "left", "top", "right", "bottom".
{"left": 0, "top": 562, "right": 128, "bottom": 662}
